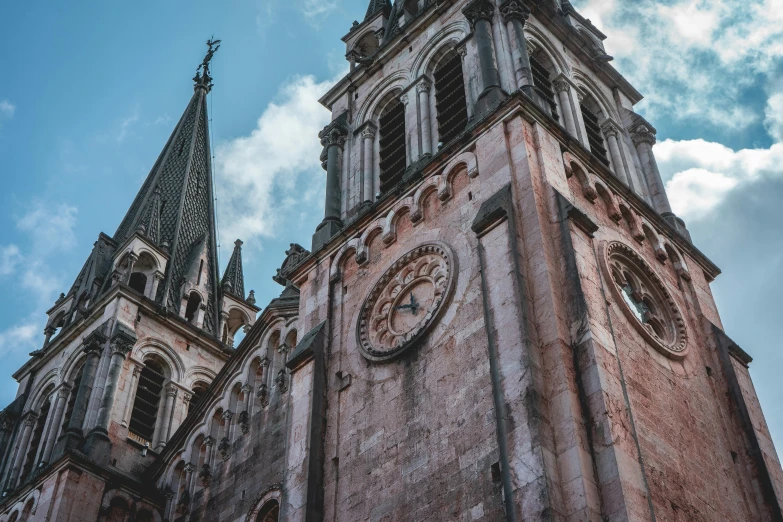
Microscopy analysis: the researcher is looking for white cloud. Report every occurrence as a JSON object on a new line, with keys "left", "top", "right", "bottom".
{"left": 214, "top": 74, "right": 339, "bottom": 257}
{"left": 16, "top": 202, "right": 78, "bottom": 256}
{"left": 115, "top": 105, "right": 140, "bottom": 142}
{"left": 573, "top": 0, "right": 783, "bottom": 129}
{"left": 0, "top": 320, "right": 38, "bottom": 357}
{"left": 764, "top": 92, "right": 783, "bottom": 143}
{"left": 0, "top": 245, "right": 22, "bottom": 276}
{"left": 656, "top": 138, "right": 783, "bottom": 220}
{"left": 301, "top": 0, "right": 337, "bottom": 22}
{"left": 0, "top": 99, "right": 15, "bottom": 128}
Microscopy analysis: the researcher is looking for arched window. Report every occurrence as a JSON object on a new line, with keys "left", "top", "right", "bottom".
{"left": 8, "top": 511, "right": 19, "bottom": 522}
{"left": 105, "top": 497, "right": 130, "bottom": 522}
{"left": 434, "top": 51, "right": 469, "bottom": 146}
{"left": 60, "top": 366, "right": 83, "bottom": 434}
{"left": 21, "top": 396, "right": 51, "bottom": 480}
{"left": 188, "top": 382, "right": 209, "bottom": 416}
{"left": 378, "top": 99, "right": 407, "bottom": 194}
{"left": 184, "top": 292, "right": 201, "bottom": 324}
{"left": 19, "top": 497, "right": 35, "bottom": 522}
{"left": 529, "top": 50, "right": 559, "bottom": 122}
{"left": 579, "top": 96, "right": 609, "bottom": 166}
{"left": 128, "top": 359, "right": 166, "bottom": 445}
{"left": 256, "top": 500, "right": 280, "bottom": 522}
{"left": 128, "top": 272, "right": 147, "bottom": 294}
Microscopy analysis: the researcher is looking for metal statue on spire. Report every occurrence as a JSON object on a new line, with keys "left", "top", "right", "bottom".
{"left": 193, "top": 37, "right": 221, "bottom": 89}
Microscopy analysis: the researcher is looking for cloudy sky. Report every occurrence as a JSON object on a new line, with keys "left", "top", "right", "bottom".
{"left": 0, "top": 0, "right": 781, "bottom": 450}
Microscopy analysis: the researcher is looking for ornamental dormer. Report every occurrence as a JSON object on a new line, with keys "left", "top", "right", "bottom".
{"left": 110, "top": 232, "right": 169, "bottom": 300}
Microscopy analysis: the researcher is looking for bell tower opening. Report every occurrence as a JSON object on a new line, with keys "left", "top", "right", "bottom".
{"left": 434, "top": 51, "right": 469, "bottom": 146}
{"left": 378, "top": 98, "right": 407, "bottom": 194}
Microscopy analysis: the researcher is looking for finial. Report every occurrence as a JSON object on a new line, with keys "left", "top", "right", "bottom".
{"left": 234, "top": 239, "right": 243, "bottom": 249}
{"left": 247, "top": 290, "right": 256, "bottom": 306}
{"left": 194, "top": 37, "right": 221, "bottom": 91}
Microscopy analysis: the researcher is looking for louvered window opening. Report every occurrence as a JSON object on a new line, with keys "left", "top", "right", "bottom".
{"left": 529, "top": 56, "right": 559, "bottom": 122}
{"left": 378, "top": 100, "right": 407, "bottom": 194}
{"left": 129, "top": 362, "right": 165, "bottom": 444}
{"left": 434, "top": 54, "right": 469, "bottom": 145}
{"left": 22, "top": 399, "right": 50, "bottom": 480}
{"left": 580, "top": 104, "right": 610, "bottom": 166}
{"left": 60, "top": 371, "right": 82, "bottom": 433}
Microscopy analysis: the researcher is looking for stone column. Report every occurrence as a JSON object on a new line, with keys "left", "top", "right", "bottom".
{"left": 150, "top": 270, "right": 164, "bottom": 299}
{"left": 38, "top": 385, "right": 70, "bottom": 464}
{"left": 121, "top": 365, "right": 141, "bottom": 427}
{"left": 42, "top": 325, "right": 57, "bottom": 351}
{"left": 456, "top": 46, "right": 474, "bottom": 121}
{"left": 85, "top": 326, "right": 135, "bottom": 463}
{"left": 553, "top": 77, "right": 578, "bottom": 138}
{"left": 631, "top": 125, "right": 672, "bottom": 215}
{"left": 361, "top": 124, "right": 376, "bottom": 205}
{"left": 0, "top": 415, "right": 13, "bottom": 467}
{"left": 417, "top": 80, "right": 433, "bottom": 157}
{"left": 156, "top": 384, "right": 178, "bottom": 451}
{"left": 59, "top": 329, "right": 106, "bottom": 451}
{"left": 6, "top": 413, "right": 37, "bottom": 488}
{"left": 124, "top": 252, "right": 139, "bottom": 284}
{"left": 313, "top": 116, "right": 349, "bottom": 251}
{"left": 499, "top": 0, "right": 533, "bottom": 94}
{"left": 463, "top": 0, "right": 508, "bottom": 119}
{"left": 602, "top": 121, "right": 631, "bottom": 185}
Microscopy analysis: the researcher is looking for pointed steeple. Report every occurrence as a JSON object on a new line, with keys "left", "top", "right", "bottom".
{"left": 221, "top": 239, "right": 246, "bottom": 299}
{"left": 365, "top": 0, "right": 391, "bottom": 20}
{"left": 111, "top": 41, "right": 222, "bottom": 334}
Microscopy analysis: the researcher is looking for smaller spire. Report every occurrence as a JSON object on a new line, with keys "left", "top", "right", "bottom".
{"left": 365, "top": 0, "right": 391, "bottom": 20}
{"left": 137, "top": 187, "right": 163, "bottom": 244}
{"left": 221, "top": 239, "right": 246, "bottom": 300}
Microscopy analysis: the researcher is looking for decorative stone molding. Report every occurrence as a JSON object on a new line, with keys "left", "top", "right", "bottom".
{"left": 631, "top": 124, "right": 656, "bottom": 146}
{"left": 110, "top": 327, "right": 136, "bottom": 357}
{"left": 553, "top": 78, "right": 571, "bottom": 93}
{"left": 499, "top": 0, "right": 530, "bottom": 23}
{"left": 257, "top": 384, "right": 269, "bottom": 407}
{"left": 400, "top": 93, "right": 409, "bottom": 106}
{"left": 83, "top": 329, "right": 108, "bottom": 355}
{"left": 360, "top": 123, "right": 377, "bottom": 140}
{"left": 275, "top": 369, "right": 288, "bottom": 393}
{"left": 218, "top": 437, "right": 231, "bottom": 460}
{"left": 23, "top": 412, "right": 39, "bottom": 427}
{"left": 318, "top": 119, "right": 349, "bottom": 149}
{"left": 463, "top": 0, "right": 497, "bottom": 28}
{"left": 199, "top": 464, "right": 212, "bottom": 488}
{"left": 600, "top": 120, "right": 622, "bottom": 138}
{"left": 57, "top": 384, "right": 72, "bottom": 399}
{"left": 357, "top": 242, "right": 457, "bottom": 362}
{"left": 166, "top": 383, "right": 178, "bottom": 398}
{"left": 599, "top": 241, "right": 688, "bottom": 360}
{"left": 238, "top": 410, "right": 250, "bottom": 434}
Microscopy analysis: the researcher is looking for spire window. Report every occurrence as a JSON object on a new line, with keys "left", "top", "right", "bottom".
{"left": 185, "top": 292, "right": 202, "bottom": 324}
{"left": 378, "top": 99, "right": 407, "bottom": 193}
{"left": 129, "top": 272, "right": 148, "bottom": 294}
{"left": 580, "top": 101, "right": 609, "bottom": 166}
{"left": 21, "top": 395, "right": 51, "bottom": 481}
{"left": 529, "top": 53, "right": 559, "bottom": 122}
{"left": 434, "top": 52, "right": 469, "bottom": 146}
{"left": 128, "top": 359, "right": 166, "bottom": 445}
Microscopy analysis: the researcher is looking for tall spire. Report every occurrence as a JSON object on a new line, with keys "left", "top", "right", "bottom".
{"left": 112, "top": 40, "right": 222, "bottom": 334}
{"left": 221, "top": 239, "right": 246, "bottom": 299}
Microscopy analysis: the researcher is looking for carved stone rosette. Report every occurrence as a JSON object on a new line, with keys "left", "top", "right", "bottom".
{"left": 357, "top": 242, "right": 456, "bottom": 362}
{"left": 599, "top": 241, "right": 688, "bottom": 360}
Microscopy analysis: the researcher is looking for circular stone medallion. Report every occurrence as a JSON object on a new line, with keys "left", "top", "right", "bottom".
{"left": 599, "top": 241, "right": 688, "bottom": 360}
{"left": 357, "top": 242, "right": 456, "bottom": 362}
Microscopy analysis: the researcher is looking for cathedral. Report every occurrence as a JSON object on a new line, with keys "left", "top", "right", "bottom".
{"left": 1, "top": 0, "right": 782, "bottom": 520}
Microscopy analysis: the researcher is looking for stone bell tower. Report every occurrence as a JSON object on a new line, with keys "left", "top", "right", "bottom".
{"left": 0, "top": 41, "right": 258, "bottom": 521}
{"left": 282, "top": 0, "right": 783, "bottom": 520}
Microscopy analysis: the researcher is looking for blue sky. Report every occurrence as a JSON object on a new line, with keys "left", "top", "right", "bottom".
{"left": 1, "top": 0, "right": 782, "bottom": 451}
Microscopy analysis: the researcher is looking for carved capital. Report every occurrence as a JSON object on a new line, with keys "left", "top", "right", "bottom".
{"left": 416, "top": 79, "right": 432, "bottom": 94}
{"left": 260, "top": 357, "right": 270, "bottom": 369}
{"left": 82, "top": 329, "right": 108, "bottom": 356}
{"left": 222, "top": 410, "right": 234, "bottom": 421}
{"left": 57, "top": 384, "right": 72, "bottom": 399}
{"left": 499, "top": 0, "right": 530, "bottom": 24}
{"left": 360, "top": 124, "right": 377, "bottom": 140}
{"left": 241, "top": 383, "right": 252, "bottom": 396}
{"left": 463, "top": 0, "right": 497, "bottom": 28}
{"left": 600, "top": 120, "right": 622, "bottom": 138}
{"left": 400, "top": 93, "right": 409, "bottom": 106}
{"left": 457, "top": 45, "right": 467, "bottom": 58}
{"left": 631, "top": 125, "right": 656, "bottom": 146}
{"left": 319, "top": 119, "right": 349, "bottom": 149}
{"left": 183, "top": 392, "right": 193, "bottom": 404}
{"left": 553, "top": 78, "right": 571, "bottom": 94}
{"left": 166, "top": 383, "right": 179, "bottom": 398}
{"left": 184, "top": 463, "right": 196, "bottom": 473}
{"left": 24, "top": 412, "right": 39, "bottom": 428}
{"left": 204, "top": 436, "right": 215, "bottom": 447}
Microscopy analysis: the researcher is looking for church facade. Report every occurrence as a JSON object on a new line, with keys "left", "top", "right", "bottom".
{"left": 1, "top": 0, "right": 782, "bottom": 521}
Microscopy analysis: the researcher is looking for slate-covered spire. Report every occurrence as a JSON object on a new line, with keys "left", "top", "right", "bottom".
{"left": 365, "top": 0, "right": 391, "bottom": 20}
{"left": 221, "top": 239, "right": 246, "bottom": 299}
{"left": 111, "top": 41, "right": 222, "bottom": 334}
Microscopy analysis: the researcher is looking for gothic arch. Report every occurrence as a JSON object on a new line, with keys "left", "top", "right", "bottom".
{"left": 641, "top": 222, "right": 668, "bottom": 262}
{"left": 184, "top": 366, "right": 217, "bottom": 389}
{"left": 382, "top": 197, "right": 415, "bottom": 245}
{"left": 410, "top": 176, "right": 441, "bottom": 223}
{"left": 100, "top": 489, "right": 136, "bottom": 514}
{"left": 245, "top": 485, "right": 282, "bottom": 522}
{"left": 356, "top": 71, "right": 408, "bottom": 125}
{"left": 26, "top": 370, "right": 58, "bottom": 413}
{"left": 594, "top": 181, "right": 622, "bottom": 222}
{"left": 60, "top": 341, "right": 90, "bottom": 386}
{"left": 562, "top": 151, "right": 598, "bottom": 201}
{"left": 412, "top": 21, "right": 470, "bottom": 79}
{"left": 572, "top": 70, "right": 619, "bottom": 123}
{"left": 524, "top": 23, "right": 570, "bottom": 75}
{"left": 133, "top": 339, "right": 186, "bottom": 383}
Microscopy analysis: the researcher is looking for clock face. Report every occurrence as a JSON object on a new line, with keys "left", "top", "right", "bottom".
{"left": 357, "top": 242, "right": 456, "bottom": 362}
